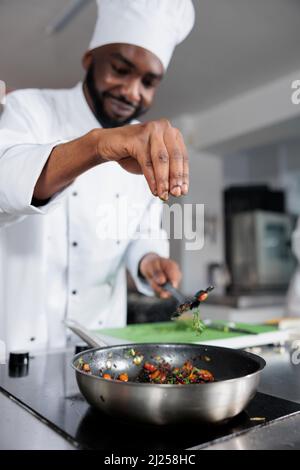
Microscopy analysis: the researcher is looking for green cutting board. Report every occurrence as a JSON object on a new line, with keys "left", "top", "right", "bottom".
{"left": 95, "top": 321, "right": 277, "bottom": 344}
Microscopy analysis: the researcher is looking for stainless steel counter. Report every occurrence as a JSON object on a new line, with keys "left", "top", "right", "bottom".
{"left": 257, "top": 343, "right": 300, "bottom": 404}
{"left": 199, "top": 414, "right": 300, "bottom": 450}
{"left": 205, "top": 293, "right": 286, "bottom": 309}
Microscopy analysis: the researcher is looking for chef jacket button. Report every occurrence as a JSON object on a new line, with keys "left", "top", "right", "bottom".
{"left": 72, "top": 290, "right": 77, "bottom": 295}
{"left": 98, "top": 321, "right": 103, "bottom": 325}
{"left": 30, "top": 337, "right": 35, "bottom": 342}
{"left": 72, "top": 191, "right": 78, "bottom": 197}
{"left": 116, "top": 240, "right": 120, "bottom": 245}
{"left": 115, "top": 193, "right": 119, "bottom": 198}
{"left": 72, "top": 241, "right": 78, "bottom": 247}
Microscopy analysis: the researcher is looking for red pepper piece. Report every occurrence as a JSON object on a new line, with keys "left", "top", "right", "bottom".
{"left": 198, "top": 369, "right": 214, "bottom": 382}
{"left": 143, "top": 362, "right": 157, "bottom": 372}
{"left": 150, "top": 369, "right": 161, "bottom": 380}
{"left": 198, "top": 292, "right": 208, "bottom": 302}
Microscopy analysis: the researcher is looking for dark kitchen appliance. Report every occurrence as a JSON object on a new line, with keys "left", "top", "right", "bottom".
{"left": 231, "top": 210, "right": 296, "bottom": 291}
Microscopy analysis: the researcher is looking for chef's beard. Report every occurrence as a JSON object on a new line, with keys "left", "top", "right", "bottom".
{"left": 85, "top": 63, "right": 147, "bottom": 128}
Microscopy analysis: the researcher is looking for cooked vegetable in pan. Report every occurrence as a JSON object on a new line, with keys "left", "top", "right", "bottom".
{"left": 76, "top": 351, "right": 214, "bottom": 385}
{"left": 137, "top": 360, "right": 214, "bottom": 384}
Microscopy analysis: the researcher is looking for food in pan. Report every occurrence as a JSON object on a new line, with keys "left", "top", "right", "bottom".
{"left": 82, "top": 363, "right": 91, "bottom": 372}
{"left": 137, "top": 360, "right": 214, "bottom": 384}
{"left": 77, "top": 352, "right": 214, "bottom": 385}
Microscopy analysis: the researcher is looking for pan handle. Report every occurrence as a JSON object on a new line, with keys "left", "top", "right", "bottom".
{"left": 64, "top": 319, "right": 109, "bottom": 348}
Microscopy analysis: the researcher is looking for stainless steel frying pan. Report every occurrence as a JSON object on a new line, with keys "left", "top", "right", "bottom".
{"left": 67, "top": 320, "right": 266, "bottom": 425}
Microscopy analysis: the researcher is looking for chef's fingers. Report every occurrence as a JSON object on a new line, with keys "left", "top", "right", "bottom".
{"left": 147, "top": 258, "right": 168, "bottom": 285}
{"left": 148, "top": 123, "right": 169, "bottom": 201}
{"left": 147, "top": 258, "right": 182, "bottom": 299}
{"left": 117, "top": 157, "right": 143, "bottom": 174}
{"left": 136, "top": 138, "right": 158, "bottom": 196}
{"left": 163, "top": 126, "right": 184, "bottom": 198}
{"left": 148, "top": 278, "right": 170, "bottom": 299}
{"left": 160, "top": 258, "right": 182, "bottom": 289}
{"left": 143, "top": 257, "right": 170, "bottom": 298}
{"left": 176, "top": 130, "right": 189, "bottom": 195}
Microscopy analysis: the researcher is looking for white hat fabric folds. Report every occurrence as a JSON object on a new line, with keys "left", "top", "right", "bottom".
{"left": 89, "top": 0, "right": 195, "bottom": 69}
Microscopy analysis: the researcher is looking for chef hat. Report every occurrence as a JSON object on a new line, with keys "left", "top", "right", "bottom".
{"left": 88, "top": 0, "right": 195, "bottom": 70}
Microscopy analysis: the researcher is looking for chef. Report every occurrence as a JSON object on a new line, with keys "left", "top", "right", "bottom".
{"left": 0, "top": 0, "right": 195, "bottom": 352}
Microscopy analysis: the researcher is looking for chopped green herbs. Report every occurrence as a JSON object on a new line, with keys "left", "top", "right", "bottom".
{"left": 192, "top": 307, "right": 206, "bottom": 335}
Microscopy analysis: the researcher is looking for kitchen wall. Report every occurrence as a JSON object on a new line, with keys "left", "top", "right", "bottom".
{"left": 168, "top": 138, "right": 300, "bottom": 298}
{"left": 170, "top": 56, "right": 300, "bottom": 295}
{"left": 223, "top": 140, "right": 300, "bottom": 215}
{"left": 169, "top": 149, "right": 224, "bottom": 295}
{"left": 171, "top": 113, "right": 300, "bottom": 296}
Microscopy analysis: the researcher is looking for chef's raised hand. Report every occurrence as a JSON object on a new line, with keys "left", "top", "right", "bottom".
{"left": 96, "top": 119, "right": 189, "bottom": 200}
{"left": 33, "top": 120, "right": 188, "bottom": 203}
{"left": 139, "top": 253, "right": 182, "bottom": 298}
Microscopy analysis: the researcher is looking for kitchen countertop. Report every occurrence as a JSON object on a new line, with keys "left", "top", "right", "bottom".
{"left": 198, "top": 413, "right": 300, "bottom": 450}
{"left": 1, "top": 336, "right": 300, "bottom": 450}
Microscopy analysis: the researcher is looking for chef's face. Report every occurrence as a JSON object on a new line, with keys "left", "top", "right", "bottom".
{"left": 82, "top": 44, "right": 164, "bottom": 128}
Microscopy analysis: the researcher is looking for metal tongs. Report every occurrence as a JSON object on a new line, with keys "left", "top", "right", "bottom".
{"left": 163, "top": 283, "right": 257, "bottom": 335}
{"left": 162, "top": 283, "right": 214, "bottom": 319}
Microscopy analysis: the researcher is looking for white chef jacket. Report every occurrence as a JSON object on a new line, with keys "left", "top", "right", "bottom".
{"left": 0, "top": 83, "right": 169, "bottom": 352}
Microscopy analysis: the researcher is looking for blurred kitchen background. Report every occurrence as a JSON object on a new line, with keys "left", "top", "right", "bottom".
{"left": 1, "top": 0, "right": 300, "bottom": 323}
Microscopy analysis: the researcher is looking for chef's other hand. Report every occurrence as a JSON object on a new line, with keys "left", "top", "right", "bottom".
{"left": 139, "top": 253, "right": 182, "bottom": 299}
{"left": 96, "top": 119, "right": 189, "bottom": 201}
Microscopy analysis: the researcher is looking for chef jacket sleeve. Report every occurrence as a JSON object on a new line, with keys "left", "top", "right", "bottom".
{"left": 0, "top": 92, "right": 70, "bottom": 228}
{"left": 124, "top": 197, "right": 170, "bottom": 296}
